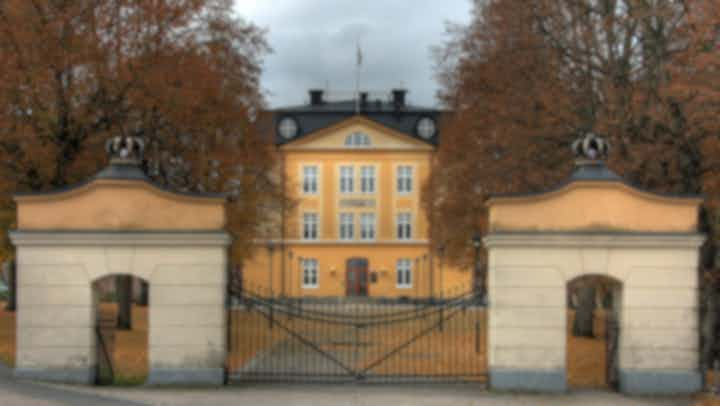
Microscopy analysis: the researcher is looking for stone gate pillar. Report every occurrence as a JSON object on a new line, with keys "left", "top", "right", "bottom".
{"left": 484, "top": 133, "right": 704, "bottom": 394}
{"left": 10, "top": 136, "right": 231, "bottom": 385}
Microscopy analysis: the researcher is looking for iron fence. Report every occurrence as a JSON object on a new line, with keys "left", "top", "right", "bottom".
{"left": 227, "top": 287, "right": 487, "bottom": 384}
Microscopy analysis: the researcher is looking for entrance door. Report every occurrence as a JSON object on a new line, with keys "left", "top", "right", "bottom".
{"left": 346, "top": 258, "right": 369, "bottom": 297}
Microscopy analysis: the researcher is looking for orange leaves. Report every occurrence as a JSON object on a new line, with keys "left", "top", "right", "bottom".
{"left": 0, "top": 1, "right": 279, "bottom": 257}
{"left": 429, "top": 0, "right": 720, "bottom": 264}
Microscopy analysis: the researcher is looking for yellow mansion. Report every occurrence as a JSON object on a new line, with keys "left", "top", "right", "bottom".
{"left": 242, "top": 89, "right": 471, "bottom": 298}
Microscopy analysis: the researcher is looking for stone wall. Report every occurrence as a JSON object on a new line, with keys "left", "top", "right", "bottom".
{"left": 485, "top": 233, "right": 703, "bottom": 394}
{"left": 11, "top": 231, "right": 230, "bottom": 385}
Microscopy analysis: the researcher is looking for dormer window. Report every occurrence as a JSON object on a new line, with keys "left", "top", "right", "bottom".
{"left": 345, "top": 132, "right": 371, "bottom": 147}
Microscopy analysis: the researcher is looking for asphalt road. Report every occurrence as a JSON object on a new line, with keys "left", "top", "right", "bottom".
{"left": 0, "top": 364, "right": 704, "bottom": 406}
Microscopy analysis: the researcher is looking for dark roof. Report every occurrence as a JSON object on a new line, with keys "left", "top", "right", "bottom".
{"left": 272, "top": 98, "right": 445, "bottom": 146}
{"left": 94, "top": 162, "right": 149, "bottom": 181}
{"left": 15, "top": 162, "right": 225, "bottom": 200}
{"left": 568, "top": 161, "right": 622, "bottom": 182}
{"left": 490, "top": 161, "right": 701, "bottom": 201}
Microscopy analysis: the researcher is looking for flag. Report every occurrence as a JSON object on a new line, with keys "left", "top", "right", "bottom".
{"left": 356, "top": 43, "right": 362, "bottom": 67}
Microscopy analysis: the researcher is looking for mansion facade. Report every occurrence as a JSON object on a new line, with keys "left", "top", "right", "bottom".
{"left": 242, "top": 89, "right": 470, "bottom": 298}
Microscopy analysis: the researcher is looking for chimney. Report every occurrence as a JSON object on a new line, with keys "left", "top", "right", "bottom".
{"left": 392, "top": 89, "right": 406, "bottom": 110}
{"left": 360, "top": 92, "right": 368, "bottom": 110}
{"left": 309, "top": 89, "right": 324, "bottom": 106}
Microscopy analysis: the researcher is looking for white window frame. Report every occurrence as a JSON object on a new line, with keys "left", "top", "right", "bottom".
{"left": 339, "top": 212, "right": 354, "bottom": 240}
{"left": 302, "top": 212, "right": 319, "bottom": 240}
{"left": 397, "top": 212, "right": 412, "bottom": 240}
{"left": 340, "top": 165, "right": 354, "bottom": 194}
{"left": 360, "top": 213, "right": 376, "bottom": 241}
{"left": 302, "top": 258, "right": 319, "bottom": 289}
{"left": 345, "top": 132, "right": 371, "bottom": 147}
{"left": 360, "top": 165, "right": 376, "bottom": 194}
{"left": 397, "top": 165, "right": 413, "bottom": 194}
{"left": 302, "top": 165, "right": 319, "bottom": 195}
{"left": 396, "top": 259, "right": 412, "bottom": 288}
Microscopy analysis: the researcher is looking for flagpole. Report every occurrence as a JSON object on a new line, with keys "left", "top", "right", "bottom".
{"left": 355, "top": 42, "right": 361, "bottom": 114}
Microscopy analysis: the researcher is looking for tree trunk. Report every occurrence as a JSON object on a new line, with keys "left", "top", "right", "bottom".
{"left": 572, "top": 286, "right": 595, "bottom": 337}
{"left": 137, "top": 281, "right": 149, "bottom": 307}
{"left": 116, "top": 275, "right": 133, "bottom": 330}
{"left": 6, "top": 260, "right": 16, "bottom": 312}
{"left": 701, "top": 284, "right": 717, "bottom": 388}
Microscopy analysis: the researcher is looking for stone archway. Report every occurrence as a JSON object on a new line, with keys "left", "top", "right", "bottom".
{"left": 484, "top": 134, "right": 704, "bottom": 395}
{"left": 10, "top": 136, "right": 231, "bottom": 385}
{"left": 92, "top": 273, "right": 150, "bottom": 385}
{"left": 565, "top": 273, "right": 622, "bottom": 389}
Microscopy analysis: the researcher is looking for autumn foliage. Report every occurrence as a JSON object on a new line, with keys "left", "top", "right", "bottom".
{"left": 0, "top": 0, "right": 282, "bottom": 258}
{"left": 429, "top": 0, "right": 720, "bottom": 266}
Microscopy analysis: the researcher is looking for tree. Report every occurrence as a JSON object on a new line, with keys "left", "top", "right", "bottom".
{"left": 0, "top": 0, "right": 282, "bottom": 264}
{"left": 432, "top": 0, "right": 720, "bottom": 368}
{"left": 428, "top": 0, "right": 574, "bottom": 269}
{"left": 116, "top": 275, "right": 133, "bottom": 330}
{"left": 0, "top": 0, "right": 286, "bottom": 326}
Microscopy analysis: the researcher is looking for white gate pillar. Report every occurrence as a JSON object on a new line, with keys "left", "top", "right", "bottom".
{"left": 484, "top": 133, "right": 704, "bottom": 395}
{"left": 10, "top": 135, "right": 231, "bottom": 386}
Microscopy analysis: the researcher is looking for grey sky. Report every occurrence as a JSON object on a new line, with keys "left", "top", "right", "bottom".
{"left": 233, "top": 0, "right": 473, "bottom": 108}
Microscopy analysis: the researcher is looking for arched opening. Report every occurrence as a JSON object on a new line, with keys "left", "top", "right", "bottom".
{"left": 92, "top": 274, "right": 149, "bottom": 385}
{"left": 566, "top": 274, "right": 621, "bottom": 390}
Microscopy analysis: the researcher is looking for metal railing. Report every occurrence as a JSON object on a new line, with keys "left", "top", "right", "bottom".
{"left": 227, "top": 287, "right": 487, "bottom": 384}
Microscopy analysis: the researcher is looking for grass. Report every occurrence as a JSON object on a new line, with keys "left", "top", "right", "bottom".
{"left": 227, "top": 306, "right": 487, "bottom": 380}
{"left": 0, "top": 301, "right": 14, "bottom": 367}
{"left": 566, "top": 309, "right": 608, "bottom": 388}
{"left": 696, "top": 396, "right": 720, "bottom": 406}
{"left": 97, "top": 303, "right": 149, "bottom": 384}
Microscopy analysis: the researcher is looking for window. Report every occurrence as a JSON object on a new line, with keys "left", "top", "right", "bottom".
{"left": 397, "top": 166, "right": 413, "bottom": 193}
{"left": 302, "top": 213, "right": 319, "bottom": 240}
{"left": 360, "top": 213, "right": 376, "bottom": 240}
{"left": 340, "top": 166, "right": 354, "bottom": 193}
{"left": 302, "top": 165, "right": 318, "bottom": 194}
{"left": 302, "top": 258, "right": 319, "bottom": 288}
{"left": 339, "top": 213, "right": 354, "bottom": 240}
{"left": 397, "top": 212, "right": 412, "bottom": 240}
{"left": 345, "top": 132, "right": 371, "bottom": 147}
{"left": 396, "top": 259, "right": 412, "bottom": 288}
{"left": 360, "top": 165, "right": 375, "bottom": 193}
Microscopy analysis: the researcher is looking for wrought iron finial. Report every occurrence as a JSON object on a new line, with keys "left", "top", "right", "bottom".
{"left": 572, "top": 132, "right": 609, "bottom": 163}
{"left": 105, "top": 135, "right": 145, "bottom": 164}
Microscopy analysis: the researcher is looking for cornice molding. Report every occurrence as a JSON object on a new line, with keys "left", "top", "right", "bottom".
{"left": 484, "top": 232, "right": 705, "bottom": 249}
{"left": 10, "top": 230, "right": 232, "bottom": 247}
{"left": 252, "top": 238, "right": 430, "bottom": 247}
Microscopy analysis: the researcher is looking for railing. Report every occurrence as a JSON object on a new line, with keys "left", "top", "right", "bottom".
{"left": 227, "top": 287, "right": 488, "bottom": 384}
{"left": 95, "top": 324, "right": 114, "bottom": 385}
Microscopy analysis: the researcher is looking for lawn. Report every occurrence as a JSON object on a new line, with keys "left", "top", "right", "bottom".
{"left": 227, "top": 305, "right": 487, "bottom": 380}
{"left": 0, "top": 301, "right": 14, "bottom": 367}
{"left": 97, "top": 303, "right": 149, "bottom": 384}
{"left": 567, "top": 309, "right": 608, "bottom": 388}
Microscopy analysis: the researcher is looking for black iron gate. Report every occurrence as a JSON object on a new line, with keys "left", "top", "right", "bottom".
{"left": 227, "top": 290, "right": 487, "bottom": 384}
{"left": 606, "top": 299, "right": 620, "bottom": 390}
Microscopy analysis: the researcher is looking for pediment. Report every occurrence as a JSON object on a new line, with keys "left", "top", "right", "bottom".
{"left": 281, "top": 117, "right": 433, "bottom": 151}
{"left": 487, "top": 181, "right": 701, "bottom": 233}
{"left": 15, "top": 179, "right": 225, "bottom": 231}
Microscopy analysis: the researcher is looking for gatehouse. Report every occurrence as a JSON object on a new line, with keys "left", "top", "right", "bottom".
{"left": 10, "top": 137, "right": 230, "bottom": 385}
{"left": 485, "top": 134, "right": 703, "bottom": 394}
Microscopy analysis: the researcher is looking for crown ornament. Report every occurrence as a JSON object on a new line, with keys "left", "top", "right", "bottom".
{"left": 571, "top": 132, "right": 609, "bottom": 163}
{"left": 105, "top": 135, "right": 145, "bottom": 165}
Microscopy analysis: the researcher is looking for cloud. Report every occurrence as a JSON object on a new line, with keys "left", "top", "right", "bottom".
{"left": 234, "top": 0, "right": 472, "bottom": 108}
